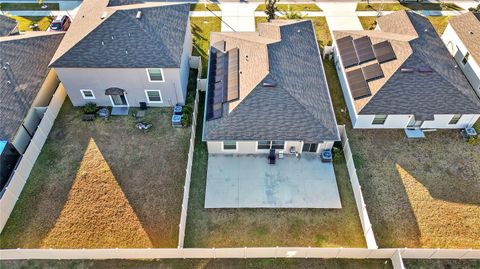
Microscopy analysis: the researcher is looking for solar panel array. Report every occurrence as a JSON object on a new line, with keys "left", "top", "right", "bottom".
{"left": 337, "top": 36, "right": 359, "bottom": 68}
{"left": 206, "top": 46, "right": 241, "bottom": 121}
{"left": 362, "top": 63, "right": 384, "bottom": 81}
{"left": 373, "top": 41, "right": 396, "bottom": 63}
{"left": 353, "top": 36, "right": 376, "bottom": 63}
{"left": 346, "top": 69, "right": 371, "bottom": 100}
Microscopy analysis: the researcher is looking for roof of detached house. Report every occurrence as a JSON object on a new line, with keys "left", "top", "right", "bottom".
{"left": 333, "top": 11, "right": 480, "bottom": 120}
{"left": 0, "top": 32, "right": 64, "bottom": 142}
{"left": 449, "top": 12, "right": 480, "bottom": 64}
{"left": 0, "top": 15, "right": 18, "bottom": 37}
{"left": 203, "top": 20, "right": 339, "bottom": 143}
{"left": 49, "top": 0, "right": 190, "bottom": 68}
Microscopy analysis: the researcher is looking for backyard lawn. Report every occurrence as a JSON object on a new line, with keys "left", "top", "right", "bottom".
{"left": 190, "top": 3, "right": 220, "bottom": 11}
{"left": 183, "top": 93, "right": 365, "bottom": 248}
{"left": 10, "top": 16, "right": 52, "bottom": 31}
{"left": 256, "top": 3, "right": 322, "bottom": 11}
{"left": 356, "top": 3, "right": 463, "bottom": 11}
{"left": 0, "top": 99, "right": 192, "bottom": 248}
{"left": 191, "top": 17, "right": 222, "bottom": 78}
{"left": 358, "top": 16, "right": 451, "bottom": 35}
{"left": 348, "top": 129, "right": 480, "bottom": 248}
{"left": 0, "top": 2, "right": 59, "bottom": 10}
{"left": 0, "top": 259, "right": 392, "bottom": 269}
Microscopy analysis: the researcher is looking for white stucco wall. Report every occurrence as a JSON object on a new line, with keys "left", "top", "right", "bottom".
{"left": 207, "top": 140, "right": 335, "bottom": 154}
{"left": 355, "top": 114, "right": 479, "bottom": 129}
{"left": 442, "top": 24, "right": 480, "bottom": 96}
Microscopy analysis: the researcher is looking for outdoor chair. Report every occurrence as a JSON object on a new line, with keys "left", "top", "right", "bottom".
{"left": 268, "top": 149, "right": 276, "bottom": 164}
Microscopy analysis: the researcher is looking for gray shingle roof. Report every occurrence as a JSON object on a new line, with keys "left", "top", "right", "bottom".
{"left": 107, "top": 0, "right": 144, "bottom": 7}
{"left": 0, "top": 15, "right": 18, "bottom": 37}
{"left": 333, "top": 11, "right": 480, "bottom": 118}
{"left": 449, "top": 12, "right": 480, "bottom": 64}
{"left": 204, "top": 20, "right": 339, "bottom": 143}
{"left": 49, "top": 2, "right": 190, "bottom": 68}
{"left": 1, "top": 32, "right": 64, "bottom": 142}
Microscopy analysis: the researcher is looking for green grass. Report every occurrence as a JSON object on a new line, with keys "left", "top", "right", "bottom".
{"left": 191, "top": 17, "right": 222, "bottom": 78}
{"left": 0, "top": 2, "right": 59, "bottom": 10}
{"left": 323, "top": 59, "right": 351, "bottom": 126}
{"left": 190, "top": 3, "right": 221, "bottom": 11}
{"left": 404, "top": 259, "right": 480, "bottom": 269}
{"left": 356, "top": 2, "right": 463, "bottom": 11}
{"left": 256, "top": 4, "right": 322, "bottom": 12}
{"left": 183, "top": 93, "right": 366, "bottom": 248}
{"left": 10, "top": 16, "right": 52, "bottom": 31}
{"left": 358, "top": 16, "right": 451, "bottom": 35}
{"left": 0, "top": 259, "right": 393, "bottom": 269}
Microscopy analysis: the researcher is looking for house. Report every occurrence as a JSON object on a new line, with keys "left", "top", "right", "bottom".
{"left": 332, "top": 11, "right": 480, "bottom": 129}
{"left": 203, "top": 20, "right": 340, "bottom": 155}
{"left": 49, "top": 0, "right": 192, "bottom": 111}
{"left": 442, "top": 12, "right": 480, "bottom": 96}
{"left": 0, "top": 15, "right": 19, "bottom": 36}
{"left": 0, "top": 31, "right": 64, "bottom": 193}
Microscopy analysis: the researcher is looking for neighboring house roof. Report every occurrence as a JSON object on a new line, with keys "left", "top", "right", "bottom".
{"left": 107, "top": 0, "right": 144, "bottom": 7}
{"left": 449, "top": 12, "right": 480, "bottom": 64}
{"left": 203, "top": 20, "right": 339, "bottom": 143}
{"left": 0, "top": 32, "right": 65, "bottom": 142}
{"left": 0, "top": 15, "right": 18, "bottom": 37}
{"left": 333, "top": 11, "right": 480, "bottom": 119}
{"left": 49, "top": 0, "right": 190, "bottom": 68}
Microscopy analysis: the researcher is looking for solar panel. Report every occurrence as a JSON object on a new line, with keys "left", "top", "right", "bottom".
{"left": 353, "top": 36, "right": 375, "bottom": 63}
{"left": 206, "top": 48, "right": 225, "bottom": 121}
{"left": 373, "top": 41, "right": 396, "bottom": 63}
{"left": 337, "top": 36, "right": 358, "bottom": 68}
{"left": 225, "top": 48, "right": 239, "bottom": 102}
{"left": 361, "top": 63, "right": 384, "bottom": 81}
{"left": 346, "top": 69, "right": 371, "bottom": 100}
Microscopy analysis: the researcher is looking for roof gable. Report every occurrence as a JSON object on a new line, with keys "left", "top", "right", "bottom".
{"left": 0, "top": 15, "right": 18, "bottom": 37}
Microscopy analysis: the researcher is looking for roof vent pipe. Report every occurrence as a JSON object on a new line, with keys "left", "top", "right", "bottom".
{"left": 136, "top": 11, "right": 142, "bottom": 19}
{"left": 101, "top": 11, "right": 107, "bottom": 19}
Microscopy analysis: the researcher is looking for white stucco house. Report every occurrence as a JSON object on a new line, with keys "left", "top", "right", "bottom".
{"left": 202, "top": 20, "right": 340, "bottom": 155}
{"left": 442, "top": 12, "right": 480, "bottom": 96}
{"left": 49, "top": 0, "right": 192, "bottom": 110}
{"left": 332, "top": 11, "right": 480, "bottom": 130}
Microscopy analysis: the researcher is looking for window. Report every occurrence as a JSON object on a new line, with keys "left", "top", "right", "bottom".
{"left": 223, "top": 141, "right": 237, "bottom": 150}
{"left": 147, "top": 68, "right": 164, "bottom": 82}
{"left": 462, "top": 52, "right": 470, "bottom": 65}
{"left": 80, "top": 89, "right": 95, "bottom": 99}
{"left": 145, "top": 90, "right": 162, "bottom": 103}
{"left": 372, "top": 114, "right": 387, "bottom": 125}
{"left": 449, "top": 114, "right": 462, "bottom": 125}
{"left": 257, "top": 140, "right": 285, "bottom": 150}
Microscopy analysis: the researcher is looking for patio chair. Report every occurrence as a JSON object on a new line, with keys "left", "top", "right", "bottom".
{"left": 268, "top": 149, "right": 276, "bottom": 164}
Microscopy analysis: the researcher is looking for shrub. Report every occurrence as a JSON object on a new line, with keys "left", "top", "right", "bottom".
{"left": 82, "top": 102, "right": 97, "bottom": 114}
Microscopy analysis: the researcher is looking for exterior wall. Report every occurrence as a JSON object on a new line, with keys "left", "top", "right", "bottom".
{"left": 355, "top": 114, "right": 479, "bottom": 129}
{"left": 179, "top": 17, "right": 193, "bottom": 100}
{"left": 442, "top": 24, "right": 480, "bottom": 96}
{"left": 332, "top": 41, "right": 359, "bottom": 126}
{"left": 207, "top": 140, "right": 335, "bottom": 154}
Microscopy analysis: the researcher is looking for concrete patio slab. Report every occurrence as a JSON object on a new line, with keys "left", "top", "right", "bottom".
{"left": 205, "top": 154, "right": 342, "bottom": 208}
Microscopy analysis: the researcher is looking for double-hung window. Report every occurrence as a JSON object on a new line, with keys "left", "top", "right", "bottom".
{"left": 147, "top": 68, "right": 164, "bottom": 82}
{"left": 80, "top": 89, "right": 95, "bottom": 99}
{"left": 257, "top": 140, "right": 285, "bottom": 150}
{"left": 145, "top": 90, "right": 162, "bottom": 103}
{"left": 449, "top": 114, "right": 462, "bottom": 125}
{"left": 372, "top": 114, "right": 387, "bottom": 125}
{"left": 223, "top": 141, "right": 237, "bottom": 150}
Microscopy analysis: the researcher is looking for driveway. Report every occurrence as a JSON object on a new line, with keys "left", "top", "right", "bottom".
{"left": 205, "top": 154, "right": 342, "bottom": 208}
{"left": 220, "top": 3, "right": 258, "bottom": 32}
{"left": 317, "top": 2, "right": 363, "bottom": 32}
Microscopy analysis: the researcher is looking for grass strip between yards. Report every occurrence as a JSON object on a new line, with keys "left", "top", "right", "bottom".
{"left": 0, "top": 2, "right": 59, "bottom": 10}
{"left": 10, "top": 16, "right": 52, "bottom": 31}
{"left": 356, "top": 2, "right": 463, "bottom": 11}
{"left": 191, "top": 17, "right": 222, "bottom": 78}
{"left": 256, "top": 4, "right": 322, "bottom": 11}
{"left": 358, "top": 16, "right": 451, "bottom": 35}
{"left": 190, "top": 3, "right": 221, "bottom": 11}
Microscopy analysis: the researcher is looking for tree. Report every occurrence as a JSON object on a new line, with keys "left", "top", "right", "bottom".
{"left": 468, "top": 4, "right": 480, "bottom": 12}
{"left": 265, "top": 0, "right": 278, "bottom": 22}
{"left": 285, "top": 7, "right": 305, "bottom": 20}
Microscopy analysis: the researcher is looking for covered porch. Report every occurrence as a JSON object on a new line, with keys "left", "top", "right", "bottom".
{"left": 205, "top": 154, "right": 341, "bottom": 208}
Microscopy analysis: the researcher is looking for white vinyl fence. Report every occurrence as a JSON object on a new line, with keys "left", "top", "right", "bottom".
{"left": 338, "top": 125, "right": 378, "bottom": 249}
{"left": 0, "top": 85, "right": 66, "bottom": 232}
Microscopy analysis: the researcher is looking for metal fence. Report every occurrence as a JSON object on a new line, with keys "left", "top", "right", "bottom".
{"left": 338, "top": 125, "right": 378, "bottom": 249}
{"left": 0, "top": 85, "right": 66, "bottom": 232}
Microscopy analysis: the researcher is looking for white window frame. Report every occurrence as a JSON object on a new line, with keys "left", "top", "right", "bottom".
{"left": 256, "top": 140, "right": 285, "bottom": 151}
{"left": 372, "top": 114, "right": 388, "bottom": 125}
{"left": 449, "top": 114, "right": 462, "bottom": 125}
{"left": 144, "top": 90, "right": 163, "bottom": 103}
{"left": 222, "top": 141, "right": 238, "bottom": 152}
{"left": 80, "top": 89, "right": 95, "bottom": 99}
{"left": 146, "top": 68, "right": 165, "bottom": 82}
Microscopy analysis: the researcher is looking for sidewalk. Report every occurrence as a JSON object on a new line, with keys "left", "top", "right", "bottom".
{"left": 219, "top": 2, "right": 258, "bottom": 32}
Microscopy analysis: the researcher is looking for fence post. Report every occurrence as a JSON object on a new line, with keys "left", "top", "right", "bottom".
{"left": 244, "top": 247, "right": 247, "bottom": 258}
{"left": 335, "top": 247, "right": 342, "bottom": 258}
{"left": 428, "top": 248, "right": 440, "bottom": 259}
{"left": 305, "top": 246, "right": 310, "bottom": 258}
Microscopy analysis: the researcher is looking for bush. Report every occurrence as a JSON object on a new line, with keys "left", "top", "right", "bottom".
{"left": 181, "top": 103, "right": 194, "bottom": 127}
{"left": 82, "top": 102, "right": 97, "bottom": 114}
